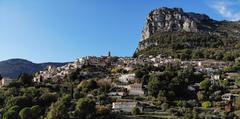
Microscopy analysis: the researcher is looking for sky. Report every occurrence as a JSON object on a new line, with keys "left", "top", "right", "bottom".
{"left": 0, "top": 0, "right": 240, "bottom": 63}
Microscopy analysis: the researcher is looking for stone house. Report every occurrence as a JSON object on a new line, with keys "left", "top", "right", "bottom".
{"left": 108, "top": 92, "right": 127, "bottom": 99}
{"left": 221, "top": 93, "right": 239, "bottom": 102}
{"left": 118, "top": 73, "right": 135, "bottom": 83}
{"left": 128, "top": 83, "right": 144, "bottom": 96}
{"left": 210, "top": 74, "right": 220, "bottom": 85}
{"left": 112, "top": 100, "right": 142, "bottom": 112}
{"left": 1, "top": 77, "right": 14, "bottom": 86}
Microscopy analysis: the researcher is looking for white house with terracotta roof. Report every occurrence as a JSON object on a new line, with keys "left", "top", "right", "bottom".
{"left": 118, "top": 73, "right": 135, "bottom": 83}
{"left": 1, "top": 77, "right": 14, "bottom": 86}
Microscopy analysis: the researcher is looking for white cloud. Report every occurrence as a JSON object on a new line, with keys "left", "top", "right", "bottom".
{"left": 211, "top": 1, "right": 240, "bottom": 21}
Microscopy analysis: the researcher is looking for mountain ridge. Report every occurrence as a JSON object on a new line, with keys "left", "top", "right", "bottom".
{"left": 0, "top": 58, "right": 67, "bottom": 79}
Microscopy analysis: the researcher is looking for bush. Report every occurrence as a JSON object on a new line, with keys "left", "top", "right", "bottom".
{"left": 6, "top": 96, "right": 31, "bottom": 109}
{"left": 31, "top": 105, "right": 41, "bottom": 118}
{"left": 78, "top": 79, "right": 98, "bottom": 92}
{"left": 161, "top": 102, "right": 169, "bottom": 111}
{"left": 96, "top": 105, "right": 110, "bottom": 115}
{"left": 46, "top": 94, "right": 71, "bottom": 119}
{"left": 202, "top": 101, "right": 211, "bottom": 108}
{"left": 19, "top": 73, "right": 33, "bottom": 86}
{"left": 111, "top": 67, "right": 123, "bottom": 74}
{"left": 131, "top": 107, "right": 141, "bottom": 115}
{"left": 73, "top": 91, "right": 81, "bottom": 99}
{"left": 176, "top": 100, "right": 187, "bottom": 107}
{"left": 8, "top": 105, "right": 21, "bottom": 112}
{"left": 147, "top": 78, "right": 161, "bottom": 97}
{"left": 75, "top": 98, "right": 96, "bottom": 119}
{"left": 199, "top": 80, "right": 210, "bottom": 90}
{"left": 19, "top": 107, "right": 32, "bottom": 119}
{"left": 197, "top": 91, "right": 205, "bottom": 101}
{"left": 135, "top": 70, "right": 145, "bottom": 79}
{"left": 38, "top": 93, "right": 58, "bottom": 106}
{"left": 223, "top": 52, "right": 235, "bottom": 61}
{"left": 3, "top": 110, "right": 20, "bottom": 119}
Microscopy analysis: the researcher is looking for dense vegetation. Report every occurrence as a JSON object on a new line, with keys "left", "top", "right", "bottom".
{"left": 0, "top": 69, "right": 114, "bottom": 119}
{"left": 147, "top": 64, "right": 201, "bottom": 100}
{"left": 2, "top": 61, "right": 240, "bottom": 118}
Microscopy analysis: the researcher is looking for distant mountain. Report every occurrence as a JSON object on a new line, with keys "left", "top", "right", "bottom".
{"left": 0, "top": 58, "right": 67, "bottom": 79}
{"left": 135, "top": 7, "right": 240, "bottom": 60}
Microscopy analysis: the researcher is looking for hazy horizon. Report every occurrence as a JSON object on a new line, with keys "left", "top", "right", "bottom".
{"left": 0, "top": 0, "right": 239, "bottom": 63}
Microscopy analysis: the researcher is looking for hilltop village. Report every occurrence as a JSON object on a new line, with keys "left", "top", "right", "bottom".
{"left": 1, "top": 52, "right": 235, "bottom": 118}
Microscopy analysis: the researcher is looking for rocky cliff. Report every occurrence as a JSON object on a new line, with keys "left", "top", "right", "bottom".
{"left": 140, "top": 7, "right": 216, "bottom": 41}
{"left": 135, "top": 7, "right": 240, "bottom": 60}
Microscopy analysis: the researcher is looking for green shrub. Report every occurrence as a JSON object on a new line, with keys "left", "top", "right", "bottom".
{"left": 202, "top": 101, "right": 211, "bottom": 108}
{"left": 19, "top": 107, "right": 32, "bottom": 119}
{"left": 3, "top": 110, "right": 20, "bottom": 119}
{"left": 161, "top": 102, "right": 169, "bottom": 111}
{"left": 131, "top": 107, "right": 141, "bottom": 115}
{"left": 199, "top": 80, "right": 210, "bottom": 90}
{"left": 31, "top": 105, "right": 41, "bottom": 118}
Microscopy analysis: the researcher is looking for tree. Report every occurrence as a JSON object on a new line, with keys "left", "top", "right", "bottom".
{"left": 95, "top": 106, "right": 111, "bottom": 119}
{"left": 220, "top": 80, "right": 229, "bottom": 87}
{"left": 223, "top": 52, "right": 235, "bottom": 61}
{"left": 78, "top": 79, "right": 98, "bottom": 92}
{"left": 161, "top": 102, "right": 169, "bottom": 111}
{"left": 147, "top": 78, "right": 161, "bottom": 97}
{"left": 131, "top": 107, "right": 140, "bottom": 115}
{"left": 236, "top": 97, "right": 240, "bottom": 109}
{"left": 68, "top": 70, "right": 78, "bottom": 81}
{"left": 135, "top": 69, "right": 145, "bottom": 79}
{"left": 38, "top": 93, "right": 58, "bottom": 107}
{"left": 192, "top": 50, "right": 204, "bottom": 59}
{"left": 5, "top": 87, "right": 20, "bottom": 97}
{"left": 19, "top": 107, "right": 32, "bottom": 119}
{"left": 6, "top": 96, "right": 31, "bottom": 109}
{"left": 46, "top": 94, "right": 71, "bottom": 119}
{"left": 180, "top": 49, "right": 192, "bottom": 60}
{"left": 236, "top": 80, "right": 240, "bottom": 87}
{"left": 31, "top": 105, "right": 41, "bottom": 119}
{"left": 21, "top": 87, "right": 40, "bottom": 99}
{"left": 214, "top": 51, "right": 224, "bottom": 60}
{"left": 197, "top": 91, "right": 205, "bottom": 101}
{"left": 19, "top": 73, "right": 33, "bottom": 86}
{"left": 97, "top": 79, "right": 112, "bottom": 93}
{"left": 75, "top": 98, "right": 96, "bottom": 119}
{"left": 0, "top": 74, "right": 2, "bottom": 80}
{"left": 8, "top": 105, "right": 21, "bottom": 112}
{"left": 235, "top": 43, "right": 240, "bottom": 49}
{"left": 68, "top": 70, "right": 79, "bottom": 99}
{"left": 87, "top": 80, "right": 98, "bottom": 90}
{"left": 199, "top": 80, "right": 210, "bottom": 90}
{"left": 2, "top": 110, "right": 20, "bottom": 119}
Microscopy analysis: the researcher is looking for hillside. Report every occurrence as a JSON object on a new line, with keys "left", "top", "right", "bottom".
{"left": 0, "top": 58, "right": 66, "bottom": 79}
{"left": 135, "top": 7, "right": 240, "bottom": 60}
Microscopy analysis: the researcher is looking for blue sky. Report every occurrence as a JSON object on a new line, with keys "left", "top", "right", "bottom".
{"left": 0, "top": 0, "right": 240, "bottom": 63}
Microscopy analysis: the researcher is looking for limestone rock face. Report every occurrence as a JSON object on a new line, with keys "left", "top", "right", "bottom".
{"left": 135, "top": 7, "right": 240, "bottom": 57}
{"left": 141, "top": 7, "right": 212, "bottom": 41}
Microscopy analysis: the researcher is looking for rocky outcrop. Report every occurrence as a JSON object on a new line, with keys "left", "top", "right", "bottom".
{"left": 141, "top": 7, "right": 214, "bottom": 41}
{"left": 134, "top": 7, "right": 240, "bottom": 57}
